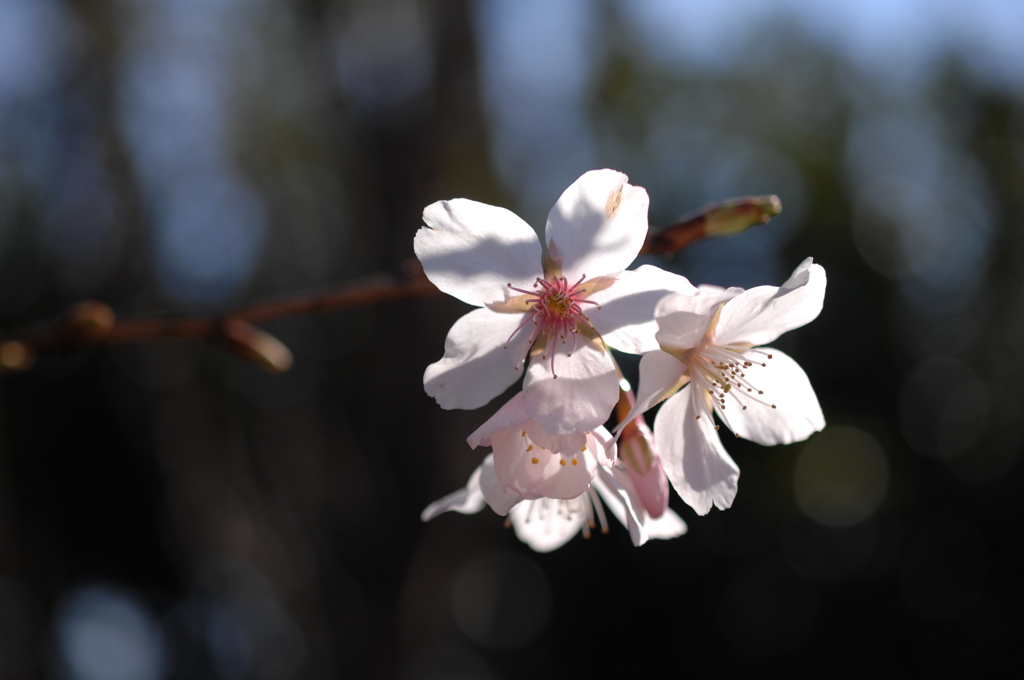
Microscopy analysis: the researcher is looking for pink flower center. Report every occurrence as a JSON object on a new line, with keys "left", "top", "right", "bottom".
{"left": 504, "top": 275, "right": 599, "bottom": 376}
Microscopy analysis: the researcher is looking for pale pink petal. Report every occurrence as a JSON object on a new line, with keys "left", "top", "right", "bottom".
{"left": 424, "top": 307, "right": 533, "bottom": 410}
{"left": 420, "top": 464, "right": 486, "bottom": 521}
{"left": 654, "top": 385, "right": 740, "bottom": 515}
{"left": 595, "top": 468, "right": 686, "bottom": 545}
{"left": 491, "top": 424, "right": 598, "bottom": 500}
{"left": 590, "top": 427, "right": 617, "bottom": 467}
{"left": 544, "top": 170, "right": 649, "bottom": 282}
{"left": 522, "top": 336, "right": 619, "bottom": 435}
{"left": 645, "top": 508, "right": 688, "bottom": 540}
{"left": 479, "top": 454, "right": 524, "bottom": 516}
{"left": 714, "top": 257, "right": 826, "bottom": 347}
{"left": 415, "top": 199, "right": 543, "bottom": 307}
{"left": 467, "top": 392, "right": 532, "bottom": 449}
{"left": 654, "top": 286, "right": 742, "bottom": 350}
{"left": 523, "top": 420, "right": 587, "bottom": 455}
{"left": 593, "top": 468, "right": 645, "bottom": 546}
{"left": 587, "top": 265, "right": 698, "bottom": 354}
{"left": 509, "top": 500, "right": 583, "bottom": 552}
{"left": 614, "top": 351, "right": 687, "bottom": 434}
{"left": 717, "top": 348, "right": 825, "bottom": 446}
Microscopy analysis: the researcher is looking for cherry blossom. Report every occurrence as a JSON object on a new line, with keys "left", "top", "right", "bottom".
{"left": 414, "top": 169, "right": 695, "bottom": 434}
{"left": 420, "top": 455, "right": 687, "bottom": 553}
{"left": 466, "top": 391, "right": 616, "bottom": 501}
{"left": 621, "top": 258, "right": 827, "bottom": 515}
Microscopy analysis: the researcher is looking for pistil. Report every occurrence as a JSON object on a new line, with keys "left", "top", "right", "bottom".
{"left": 503, "top": 274, "right": 599, "bottom": 376}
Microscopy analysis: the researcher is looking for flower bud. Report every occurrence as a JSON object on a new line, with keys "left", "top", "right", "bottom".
{"left": 703, "top": 195, "right": 781, "bottom": 236}
{"left": 643, "top": 195, "right": 782, "bottom": 254}
{"left": 0, "top": 341, "right": 35, "bottom": 372}
{"left": 218, "top": 317, "right": 293, "bottom": 373}
{"left": 618, "top": 419, "right": 669, "bottom": 519}
{"left": 65, "top": 300, "right": 116, "bottom": 339}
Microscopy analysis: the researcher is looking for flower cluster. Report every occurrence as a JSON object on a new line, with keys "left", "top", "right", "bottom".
{"left": 417, "top": 170, "right": 825, "bottom": 551}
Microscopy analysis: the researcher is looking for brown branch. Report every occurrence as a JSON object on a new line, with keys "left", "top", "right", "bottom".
{"left": 0, "top": 195, "right": 780, "bottom": 373}
{"left": 1, "top": 260, "right": 440, "bottom": 372}
{"left": 233, "top": 260, "right": 439, "bottom": 326}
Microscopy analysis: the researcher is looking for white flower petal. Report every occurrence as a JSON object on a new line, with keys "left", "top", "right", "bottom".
{"left": 420, "top": 464, "right": 486, "bottom": 521}
{"left": 509, "top": 500, "right": 583, "bottom": 552}
{"left": 479, "top": 453, "right": 523, "bottom": 516}
{"left": 615, "top": 351, "right": 687, "bottom": 434}
{"left": 544, "top": 170, "right": 649, "bottom": 282}
{"left": 424, "top": 307, "right": 533, "bottom": 410}
{"left": 645, "top": 508, "right": 688, "bottom": 540}
{"left": 714, "top": 257, "right": 826, "bottom": 347}
{"left": 467, "top": 392, "right": 532, "bottom": 449}
{"left": 587, "top": 265, "right": 697, "bottom": 354}
{"left": 594, "top": 468, "right": 646, "bottom": 546}
{"left": 654, "top": 385, "right": 740, "bottom": 515}
{"left": 491, "top": 424, "right": 598, "bottom": 500}
{"left": 523, "top": 336, "right": 619, "bottom": 435}
{"left": 590, "top": 427, "right": 617, "bottom": 467}
{"left": 718, "top": 348, "right": 825, "bottom": 446}
{"left": 415, "top": 199, "right": 543, "bottom": 307}
{"left": 595, "top": 468, "right": 687, "bottom": 545}
{"left": 654, "top": 287, "right": 742, "bottom": 350}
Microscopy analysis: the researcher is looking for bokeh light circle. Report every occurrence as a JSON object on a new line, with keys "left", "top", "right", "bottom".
{"left": 450, "top": 552, "right": 551, "bottom": 651}
{"left": 793, "top": 425, "right": 889, "bottom": 528}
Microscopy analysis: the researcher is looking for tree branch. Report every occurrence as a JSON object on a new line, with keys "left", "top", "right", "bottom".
{"left": 0, "top": 195, "right": 780, "bottom": 373}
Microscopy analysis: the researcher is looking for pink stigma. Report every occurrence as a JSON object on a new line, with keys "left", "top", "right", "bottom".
{"left": 504, "top": 275, "right": 599, "bottom": 376}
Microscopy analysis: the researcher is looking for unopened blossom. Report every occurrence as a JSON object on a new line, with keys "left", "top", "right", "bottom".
{"left": 421, "top": 454, "right": 687, "bottom": 553}
{"left": 617, "top": 410, "right": 670, "bottom": 519}
{"left": 621, "top": 258, "right": 826, "bottom": 515}
{"left": 414, "top": 169, "right": 695, "bottom": 434}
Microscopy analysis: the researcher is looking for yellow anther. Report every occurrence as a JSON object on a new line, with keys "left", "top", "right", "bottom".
{"left": 559, "top": 459, "right": 566, "bottom": 466}
{"left": 526, "top": 445, "right": 533, "bottom": 452}
{"left": 531, "top": 457, "right": 539, "bottom": 464}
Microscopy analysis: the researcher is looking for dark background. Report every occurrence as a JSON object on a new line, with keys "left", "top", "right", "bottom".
{"left": 1, "top": 0, "right": 1022, "bottom": 678}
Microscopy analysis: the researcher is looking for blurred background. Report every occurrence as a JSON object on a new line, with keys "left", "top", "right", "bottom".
{"left": 1, "top": 0, "right": 1022, "bottom": 677}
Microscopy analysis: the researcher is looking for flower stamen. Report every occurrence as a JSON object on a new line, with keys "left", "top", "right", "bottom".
{"left": 504, "top": 274, "right": 599, "bottom": 376}
{"left": 685, "top": 344, "right": 777, "bottom": 426}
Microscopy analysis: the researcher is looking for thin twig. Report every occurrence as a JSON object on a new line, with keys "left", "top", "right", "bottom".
{"left": 0, "top": 194, "right": 779, "bottom": 372}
